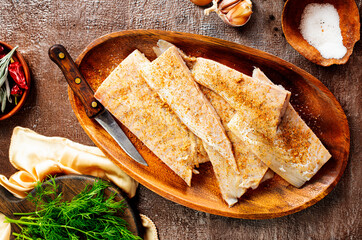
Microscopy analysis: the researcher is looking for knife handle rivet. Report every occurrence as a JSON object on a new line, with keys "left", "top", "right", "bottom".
{"left": 91, "top": 101, "right": 98, "bottom": 108}
{"left": 58, "top": 52, "right": 65, "bottom": 59}
{"left": 75, "top": 77, "right": 81, "bottom": 84}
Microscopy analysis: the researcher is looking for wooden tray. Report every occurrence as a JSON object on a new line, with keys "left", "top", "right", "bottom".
{"left": 68, "top": 30, "right": 349, "bottom": 219}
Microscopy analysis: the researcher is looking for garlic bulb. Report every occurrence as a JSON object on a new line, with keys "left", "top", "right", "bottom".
{"left": 190, "top": 0, "right": 212, "bottom": 6}
{"left": 205, "top": 0, "right": 253, "bottom": 27}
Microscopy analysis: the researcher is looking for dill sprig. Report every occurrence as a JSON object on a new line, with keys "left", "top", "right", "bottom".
{"left": 6, "top": 177, "right": 142, "bottom": 240}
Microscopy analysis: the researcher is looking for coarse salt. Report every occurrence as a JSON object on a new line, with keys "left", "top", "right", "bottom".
{"left": 299, "top": 3, "right": 347, "bottom": 59}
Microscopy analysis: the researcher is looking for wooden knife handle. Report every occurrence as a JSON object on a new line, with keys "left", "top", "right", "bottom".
{"left": 48, "top": 44, "right": 103, "bottom": 118}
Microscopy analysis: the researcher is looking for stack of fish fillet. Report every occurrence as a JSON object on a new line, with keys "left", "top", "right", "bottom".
{"left": 94, "top": 41, "right": 331, "bottom": 207}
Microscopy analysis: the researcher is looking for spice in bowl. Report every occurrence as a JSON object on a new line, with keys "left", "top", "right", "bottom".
{"left": 299, "top": 3, "right": 346, "bottom": 59}
{"left": 0, "top": 45, "right": 28, "bottom": 114}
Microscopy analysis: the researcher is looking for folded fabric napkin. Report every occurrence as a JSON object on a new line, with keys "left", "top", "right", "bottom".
{"left": 0, "top": 126, "right": 157, "bottom": 240}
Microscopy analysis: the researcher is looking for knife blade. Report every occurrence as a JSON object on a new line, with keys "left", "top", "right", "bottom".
{"left": 95, "top": 110, "right": 147, "bottom": 165}
{"left": 48, "top": 44, "right": 148, "bottom": 166}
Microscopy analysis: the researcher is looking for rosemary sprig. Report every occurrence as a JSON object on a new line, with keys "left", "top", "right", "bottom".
{"left": 0, "top": 88, "right": 6, "bottom": 112}
{"left": 5, "top": 177, "right": 142, "bottom": 240}
{"left": 0, "top": 46, "right": 18, "bottom": 112}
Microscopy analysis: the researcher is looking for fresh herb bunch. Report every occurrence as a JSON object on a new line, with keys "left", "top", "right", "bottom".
{"left": 0, "top": 46, "right": 18, "bottom": 112}
{"left": 6, "top": 177, "right": 142, "bottom": 240}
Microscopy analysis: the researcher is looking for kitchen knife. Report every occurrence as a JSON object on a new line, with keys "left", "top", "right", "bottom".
{"left": 48, "top": 44, "right": 148, "bottom": 166}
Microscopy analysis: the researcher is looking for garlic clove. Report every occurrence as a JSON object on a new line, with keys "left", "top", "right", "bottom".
{"left": 219, "top": 0, "right": 240, "bottom": 13}
{"left": 226, "top": 1, "right": 252, "bottom": 26}
{"left": 205, "top": 0, "right": 253, "bottom": 27}
{"left": 190, "top": 0, "right": 213, "bottom": 6}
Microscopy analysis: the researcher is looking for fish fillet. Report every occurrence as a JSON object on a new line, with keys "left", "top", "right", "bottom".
{"left": 141, "top": 46, "right": 237, "bottom": 173}
{"left": 191, "top": 58, "right": 291, "bottom": 138}
{"left": 227, "top": 68, "right": 331, "bottom": 187}
{"left": 94, "top": 50, "right": 208, "bottom": 186}
{"left": 201, "top": 86, "right": 269, "bottom": 206}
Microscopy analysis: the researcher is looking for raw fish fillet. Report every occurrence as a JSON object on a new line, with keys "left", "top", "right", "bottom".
{"left": 94, "top": 50, "right": 208, "bottom": 186}
{"left": 141, "top": 46, "right": 237, "bottom": 173}
{"left": 227, "top": 68, "right": 331, "bottom": 187}
{"left": 201, "top": 86, "right": 269, "bottom": 206}
{"left": 191, "top": 58, "right": 291, "bottom": 138}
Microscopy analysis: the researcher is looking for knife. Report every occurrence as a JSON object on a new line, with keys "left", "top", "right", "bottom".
{"left": 48, "top": 44, "right": 148, "bottom": 166}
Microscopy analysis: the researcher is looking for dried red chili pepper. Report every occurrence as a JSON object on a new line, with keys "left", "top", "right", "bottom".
{"left": 0, "top": 45, "right": 6, "bottom": 59}
{"left": 10, "top": 84, "right": 23, "bottom": 105}
{"left": 10, "top": 84, "right": 22, "bottom": 96}
{"left": 8, "top": 61, "right": 27, "bottom": 89}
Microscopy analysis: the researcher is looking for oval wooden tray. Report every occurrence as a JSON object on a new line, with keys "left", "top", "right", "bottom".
{"left": 0, "top": 175, "right": 143, "bottom": 236}
{"left": 68, "top": 30, "right": 349, "bottom": 219}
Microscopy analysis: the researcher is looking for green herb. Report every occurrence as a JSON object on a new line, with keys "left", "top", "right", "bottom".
{"left": 6, "top": 177, "right": 142, "bottom": 240}
{"left": 0, "top": 46, "right": 18, "bottom": 112}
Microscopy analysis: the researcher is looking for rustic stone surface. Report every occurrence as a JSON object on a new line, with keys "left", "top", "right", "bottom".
{"left": 0, "top": 0, "right": 360, "bottom": 239}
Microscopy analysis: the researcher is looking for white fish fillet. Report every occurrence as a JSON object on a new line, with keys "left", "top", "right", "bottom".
{"left": 228, "top": 68, "right": 331, "bottom": 187}
{"left": 201, "top": 86, "right": 269, "bottom": 206}
{"left": 141, "top": 46, "right": 237, "bottom": 173}
{"left": 202, "top": 143, "right": 246, "bottom": 206}
{"left": 153, "top": 40, "right": 207, "bottom": 167}
{"left": 191, "top": 58, "right": 291, "bottom": 138}
{"left": 94, "top": 50, "right": 208, "bottom": 186}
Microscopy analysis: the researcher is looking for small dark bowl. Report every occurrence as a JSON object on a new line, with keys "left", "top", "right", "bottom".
{"left": 0, "top": 41, "right": 31, "bottom": 120}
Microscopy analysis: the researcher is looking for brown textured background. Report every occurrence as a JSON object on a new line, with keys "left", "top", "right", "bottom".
{"left": 0, "top": 0, "right": 360, "bottom": 239}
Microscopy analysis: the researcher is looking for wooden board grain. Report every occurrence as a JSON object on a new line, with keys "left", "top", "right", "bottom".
{"left": 67, "top": 30, "right": 349, "bottom": 219}
{"left": 0, "top": 175, "right": 142, "bottom": 237}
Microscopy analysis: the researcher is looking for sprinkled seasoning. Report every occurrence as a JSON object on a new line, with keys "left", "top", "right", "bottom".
{"left": 299, "top": 3, "right": 347, "bottom": 59}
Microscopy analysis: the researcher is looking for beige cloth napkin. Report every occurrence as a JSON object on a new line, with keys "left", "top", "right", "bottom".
{"left": 0, "top": 127, "right": 157, "bottom": 240}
